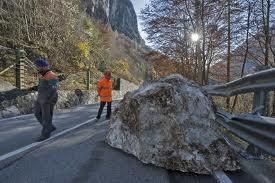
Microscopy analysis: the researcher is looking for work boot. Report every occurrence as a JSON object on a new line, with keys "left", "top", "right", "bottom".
{"left": 51, "top": 125, "right": 57, "bottom": 132}
{"left": 36, "top": 134, "right": 50, "bottom": 142}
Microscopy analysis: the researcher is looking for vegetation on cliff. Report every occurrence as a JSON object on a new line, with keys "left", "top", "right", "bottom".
{"left": 0, "top": 0, "right": 150, "bottom": 90}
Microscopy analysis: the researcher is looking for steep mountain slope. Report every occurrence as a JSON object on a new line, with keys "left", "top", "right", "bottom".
{"left": 0, "top": 0, "right": 152, "bottom": 89}
{"left": 81, "top": 0, "right": 151, "bottom": 82}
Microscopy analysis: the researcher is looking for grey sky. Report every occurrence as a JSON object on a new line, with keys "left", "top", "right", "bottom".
{"left": 131, "top": 0, "right": 150, "bottom": 41}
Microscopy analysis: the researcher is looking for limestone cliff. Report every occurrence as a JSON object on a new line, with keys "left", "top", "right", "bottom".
{"left": 81, "top": 0, "right": 142, "bottom": 43}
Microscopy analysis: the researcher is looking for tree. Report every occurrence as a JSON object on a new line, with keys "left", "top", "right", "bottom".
{"left": 141, "top": 0, "right": 244, "bottom": 85}
{"left": 0, "top": 0, "right": 106, "bottom": 72}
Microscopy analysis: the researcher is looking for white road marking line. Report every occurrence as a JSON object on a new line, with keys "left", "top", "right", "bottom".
{"left": 213, "top": 171, "right": 233, "bottom": 183}
{"left": 0, "top": 118, "right": 96, "bottom": 163}
{"left": 94, "top": 120, "right": 109, "bottom": 127}
{"left": 0, "top": 101, "right": 120, "bottom": 166}
{"left": 0, "top": 113, "right": 33, "bottom": 122}
{"left": 0, "top": 142, "right": 40, "bottom": 162}
{"left": 258, "top": 174, "right": 272, "bottom": 183}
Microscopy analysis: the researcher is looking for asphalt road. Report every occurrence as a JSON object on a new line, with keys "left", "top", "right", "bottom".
{"left": 0, "top": 119, "right": 217, "bottom": 183}
{"left": 0, "top": 103, "right": 260, "bottom": 183}
{"left": 0, "top": 102, "right": 119, "bottom": 156}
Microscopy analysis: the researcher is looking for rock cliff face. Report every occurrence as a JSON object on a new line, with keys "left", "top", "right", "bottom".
{"left": 81, "top": 0, "right": 110, "bottom": 23}
{"left": 81, "top": 0, "right": 142, "bottom": 43}
{"left": 106, "top": 74, "right": 239, "bottom": 174}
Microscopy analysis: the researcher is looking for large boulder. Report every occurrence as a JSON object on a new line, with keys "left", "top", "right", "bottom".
{"left": 106, "top": 74, "right": 239, "bottom": 174}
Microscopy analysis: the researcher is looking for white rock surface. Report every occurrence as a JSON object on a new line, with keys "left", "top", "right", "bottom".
{"left": 1, "top": 106, "right": 20, "bottom": 118}
{"left": 0, "top": 78, "right": 15, "bottom": 92}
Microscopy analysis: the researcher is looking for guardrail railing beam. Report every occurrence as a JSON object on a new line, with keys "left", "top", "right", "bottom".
{"left": 209, "top": 69, "right": 275, "bottom": 157}
{"left": 216, "top": 110, "right": 275, "bottom": 157}
{"left": 205, "top": 68, "right": 275, "bottom": 97}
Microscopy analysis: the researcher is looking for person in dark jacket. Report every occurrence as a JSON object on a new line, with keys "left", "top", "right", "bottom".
{"left": 34, "top": 59, "right": 59, "bottom": 141}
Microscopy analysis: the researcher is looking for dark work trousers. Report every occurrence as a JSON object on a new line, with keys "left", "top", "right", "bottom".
{"left": 34, "top": 90, "right": 58, "bottom": 137}
{"left": 96, "top": 101, "right": 112, "bottom": 119}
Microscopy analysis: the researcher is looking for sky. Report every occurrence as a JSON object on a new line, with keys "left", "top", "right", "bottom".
{"left": 131, "top": 0, "right": 150, "bottom": 42}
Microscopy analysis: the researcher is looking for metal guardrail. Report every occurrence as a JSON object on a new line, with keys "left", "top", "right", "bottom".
{"left": 205, "top": 68, "right": 275, "bottom": 157}
{"left": 216, "top": 110, "right": 275, "bottom": 156}
{"left": 205, "top": 68, "right": 275, "bottom": 97}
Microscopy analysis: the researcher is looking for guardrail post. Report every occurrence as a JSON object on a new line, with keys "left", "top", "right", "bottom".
{"left": 86, "top": 69, "right": 91, "bottom": 91}
{"left": 245, "top": 90, "right": 267, "bottom": 159}
{"left": 252, "top": 91, "right": 266, "bottom": 115}
{"left": 246, "top": 65, "right": 268, "bottom": 158}
{"left": 272, "top": 92, "right": 275, "bottom": 116}
{"left": 15, "top": 49, "right": 26, "bottom": 90}
{"left": 252, "top": 65, "right": 271, "bottom": 116}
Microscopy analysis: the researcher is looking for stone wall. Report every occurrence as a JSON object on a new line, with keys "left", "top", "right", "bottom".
{"left": 0, "top": 79, "right": 138, "bottom": 119}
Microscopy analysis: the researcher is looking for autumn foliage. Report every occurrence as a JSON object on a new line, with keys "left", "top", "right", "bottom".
{"left": 145, "top": 51, "right": 177, "bottom": 78}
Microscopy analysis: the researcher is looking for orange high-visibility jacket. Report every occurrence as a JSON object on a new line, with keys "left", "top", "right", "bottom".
{"left": 97, "top": 78, "right": 112, "bottom": 102}
{"left": 38, "top": 71, "right": 59, "bottom": 89}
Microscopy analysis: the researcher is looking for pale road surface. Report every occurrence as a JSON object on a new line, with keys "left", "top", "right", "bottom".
{"left": 0, "top": 103, "right": 258, "bottom": 183}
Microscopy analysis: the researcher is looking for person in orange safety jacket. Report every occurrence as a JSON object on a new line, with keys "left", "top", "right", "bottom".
{"left": 96, "top": 70, "right": 112, "bottom": 120}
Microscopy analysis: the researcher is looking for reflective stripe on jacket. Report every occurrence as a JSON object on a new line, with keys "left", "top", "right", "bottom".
{"left": 97, "top": 78, "right": 112, "bottom": 102}
{"left": 38, "top": 71, "right": 59, "bottom": 89}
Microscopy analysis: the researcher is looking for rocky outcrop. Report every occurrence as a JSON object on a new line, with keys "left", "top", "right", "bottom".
{"left": 81, "top": 0, "right": 142, "bottom": 43}
{"left": 81, "top": 0, "right": 110, "bottom": 24}
{"left": 0, "top": 92, "right": 37, "bottom": 118}
{"left": 0, "top": 79, "right": 138, "bottom": 118}
{"left": 109, "top": 0, "right": 141, "bottom": 42}
{"left": 106, "top": 74, "right": 239, "bottom": 174}
{"left": 0, "top": 78, "right": 15, "bottom": 92}
{"left": 0, "top": 91, "right": 99, "bottom": 118}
